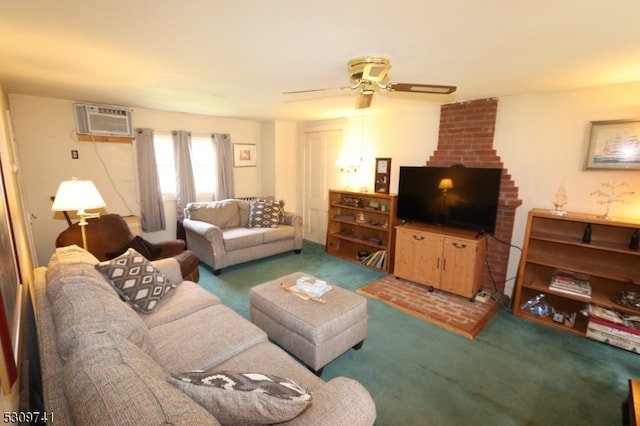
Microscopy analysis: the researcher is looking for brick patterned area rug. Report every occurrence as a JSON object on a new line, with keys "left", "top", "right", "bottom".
{"left": 357, "top": 275, "right": 500, "bottom": 339}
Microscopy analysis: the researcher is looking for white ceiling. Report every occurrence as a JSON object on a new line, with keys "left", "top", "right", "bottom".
{"left": 1, "top": 0, "right": 639, "bottom": 122}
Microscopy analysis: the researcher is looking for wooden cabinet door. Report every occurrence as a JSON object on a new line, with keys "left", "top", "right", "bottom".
{"left": 395, "top": 228, "right": 442, "bottom": 287}
{"left": 440, "top": 237, "right": 478, "bottom": 298}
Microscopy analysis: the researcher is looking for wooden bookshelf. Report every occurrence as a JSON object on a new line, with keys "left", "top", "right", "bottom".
{"left": 326, "top": 190, "right": 398, "bottom": 272}
{"left": 513, "top": 209, "right": 640, "bottom": 337}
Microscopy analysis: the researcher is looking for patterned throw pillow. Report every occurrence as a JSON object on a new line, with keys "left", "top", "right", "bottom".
{"left": 248, "top": 200, "right": 284, "bottom": 228}
{"left": 168, "top": 370, "right": 312, "bottom": 424}
{"left": 95, "top": 248, "right": 175, "bottom": 313}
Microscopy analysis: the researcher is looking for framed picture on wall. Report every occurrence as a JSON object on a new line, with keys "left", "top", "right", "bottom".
{"left": 584, "top": 119, "right": 640, "bottom": 170}
{"left": 374, "top": 157, "right": 391, "bottom": 193}
{"left": 233, "top": 144, "right": 257, "bottom": 167}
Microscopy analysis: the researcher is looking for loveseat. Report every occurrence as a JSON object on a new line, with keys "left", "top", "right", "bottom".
{"left": 183, "top": 199, "right": 303, "bottom": 275}
{"left": 34, "top": 244, "right": 376, "bottom": 425}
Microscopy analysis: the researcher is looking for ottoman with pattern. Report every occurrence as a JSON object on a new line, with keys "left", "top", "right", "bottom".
{"left": 249, "top": 272, "right": 368, "bottom": 375}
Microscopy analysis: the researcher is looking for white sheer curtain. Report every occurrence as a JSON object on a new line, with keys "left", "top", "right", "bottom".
{"left": 172, "top": 130, "right": 196, "bottom": 220}
{"left": 212, "top": 133, "right": 234, "bottom": 200}
{"left": 135, "top": 128, "right": 166, "bottom": 232}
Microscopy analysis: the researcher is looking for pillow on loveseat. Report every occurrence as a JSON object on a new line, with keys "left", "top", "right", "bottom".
{"left": 248, "top": 200, "right": 285, "bottom": 228}
{"left": 169, "top": 370, "right": 312, "bottom": 424}
{"left": 96, "top": 248, "right": 176, "bottom": 313}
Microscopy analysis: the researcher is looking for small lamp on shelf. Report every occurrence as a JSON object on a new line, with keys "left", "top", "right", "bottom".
{"left": 438, "top": 178, "right": 453, "bottom": 211}
{"left": 51, "top": 178, "right": 106, "bottom": 251}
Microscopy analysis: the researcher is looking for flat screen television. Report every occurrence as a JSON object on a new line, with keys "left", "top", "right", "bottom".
{"left": 397, "top": 166, "right": 502, "bottom": 234}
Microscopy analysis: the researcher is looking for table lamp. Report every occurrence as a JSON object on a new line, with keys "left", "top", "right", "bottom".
{"left": 51, "top": 178, "right": 106, "bottom": 251}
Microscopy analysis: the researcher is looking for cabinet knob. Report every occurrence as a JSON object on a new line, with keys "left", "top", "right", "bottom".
{"left": 412, "top": 234, "right": 425, "bottom": 241}
{"left": 451, "top": 242, "right": 467, "bottom": 249}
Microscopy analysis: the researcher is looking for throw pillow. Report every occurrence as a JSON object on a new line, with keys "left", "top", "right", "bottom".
{"left": 106, "top": 235, "right": 162, "bottom": 260}
{"left": 95, "top": 248, "right": 175, "bottom": 313}
{"left": 248, "top": 200, "right": 284, "bottom": 228}
{"left": 168, "top": 370, "right": 312, "bottom": 424}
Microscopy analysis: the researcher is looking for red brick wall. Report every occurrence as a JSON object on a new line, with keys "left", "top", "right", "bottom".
{"left": 427, "top": 98, "right": 522, "bottom": 294}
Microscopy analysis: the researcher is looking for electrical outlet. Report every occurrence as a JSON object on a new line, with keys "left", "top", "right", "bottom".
{"left": 475, "top": 290, "right": 491, "bottom": 303}
{"left": 71, "top": 150, "right": 79, "bottom": 159}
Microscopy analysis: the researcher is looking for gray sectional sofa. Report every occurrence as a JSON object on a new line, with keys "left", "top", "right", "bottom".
{"left": 34, "top": 245, "right": 376, "bottom": 425}
{"left": 182, "top": 199, "right": 303, "bottom": 275}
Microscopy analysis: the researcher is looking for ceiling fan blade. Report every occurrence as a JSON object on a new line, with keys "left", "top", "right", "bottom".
{"left": 355, "top": 92, "right": 373, "bottom": 109}
{"left": 385, "top": 82, "right": 457, "bottom": 94}
{"left": 283, "top": 84, "right": 355, "bottom": 95}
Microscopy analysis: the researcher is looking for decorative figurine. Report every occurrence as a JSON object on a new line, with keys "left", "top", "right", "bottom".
{"left": 590, "top": 182, "right": 635, "bottom": 219}
{"left": 551, "top": 183, "right": 568, "bottom": 216}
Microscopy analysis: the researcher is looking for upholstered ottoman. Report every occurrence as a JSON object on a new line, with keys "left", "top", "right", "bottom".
{"left": 249, "top": 272, "right": 368, "bottom": 375}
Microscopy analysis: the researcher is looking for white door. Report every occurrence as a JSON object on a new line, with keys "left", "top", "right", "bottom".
{"left": 303, "top": 129, "right": 342, "bottom": 244}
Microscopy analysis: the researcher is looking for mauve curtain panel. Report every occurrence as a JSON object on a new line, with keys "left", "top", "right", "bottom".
{"left": 212, "top": 133, "right": 234, "bottom": 200}
{"left": 135, "top": 128, "right": 166, "bottom": 232}
{"left": 172, "top": 130, "right": 196, "bottom": 219}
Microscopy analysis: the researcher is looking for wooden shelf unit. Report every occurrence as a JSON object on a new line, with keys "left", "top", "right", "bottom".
{"left": 326, "top": 190, "right": 398, "bottom": 272}
{"left": 394, "top": 223, "right": 486, "bottom": 299}
{"left": 513, "top": 209, "right": 640, "bottom": 337}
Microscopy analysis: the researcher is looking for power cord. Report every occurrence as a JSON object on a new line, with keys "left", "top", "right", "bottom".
{"left": 483, "top": 234, "right": 523, "bottom": 310}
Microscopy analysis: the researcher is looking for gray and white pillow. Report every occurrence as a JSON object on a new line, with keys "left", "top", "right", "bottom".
{"left": 96, "top": 248, "right": 175, "bottom": 313}
{"left": 169, "top": 370, "right": 312, "bottom": 424}
{"left": 248, "top": 200, "right": 284, "bottom": 228}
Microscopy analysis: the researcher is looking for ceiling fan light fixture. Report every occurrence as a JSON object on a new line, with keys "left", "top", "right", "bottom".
{"left": 355, "top": 93, "right": 373, "bottom": 109}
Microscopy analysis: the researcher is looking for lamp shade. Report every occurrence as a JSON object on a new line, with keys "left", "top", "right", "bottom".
{"left": 438, "top": 178, "right": 454, "bottom": 190}
{"left": 51, "top": 178, "right": 106, "bottom": 212}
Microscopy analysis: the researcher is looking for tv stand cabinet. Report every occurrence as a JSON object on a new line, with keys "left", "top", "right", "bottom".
{"left": 394, "top": 223, "right": 487, "bottom": 299}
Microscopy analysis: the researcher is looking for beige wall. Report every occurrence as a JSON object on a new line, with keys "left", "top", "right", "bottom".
{"left": 9, "top": 95, "right": 270, "bottom": 265}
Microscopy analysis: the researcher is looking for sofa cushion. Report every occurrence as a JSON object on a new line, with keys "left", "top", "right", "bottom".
{"left": 186, "top": 200, "right": 239, "bottom": 228}
{"left": 141, "top": 281, "right": 222, "bottom": 329}
{"left": 169, "top": 370, "right": 311, "bottom": 425}
{"left": 249, "top": 200, "right": 284, "bottom": 228}
{"left": 262, "top": 225, "right": 296, "bottom": 244}
{"left": 46, "top": 246, "right": 158, "bottom": 361}
{"left": 63, "top": 332, "right": 218, "bottom": 425}
{"left": 149, "top": 304, "right": 267, "bottom": 373}
{"left": 105, "top": 235, "right": 162, "bottom": 260}
{"left": 46, "top": 245, "right": 117, "bottom": 299}
{"left": 237, "top": 199, "right": 251, "bottom": 227}
{"left": 96, "top": 248, "right": 176, "bottom": 314}
{"left": 222, "top": 227, "right": 265, "bottom": 251}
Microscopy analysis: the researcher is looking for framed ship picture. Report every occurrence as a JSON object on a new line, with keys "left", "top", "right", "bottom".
{"left": 584, "top": 119, "right": 640, "bottom": 170}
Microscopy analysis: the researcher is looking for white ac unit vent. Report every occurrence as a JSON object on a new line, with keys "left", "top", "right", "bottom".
{"left": 74, "top": 103, "right": 134, "bottom": 137}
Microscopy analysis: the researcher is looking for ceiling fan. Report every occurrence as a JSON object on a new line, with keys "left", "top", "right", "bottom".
{"left": 284, "top": 56, "right": 456, "bottom": 109}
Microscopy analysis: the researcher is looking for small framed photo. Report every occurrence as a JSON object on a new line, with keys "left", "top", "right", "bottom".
{"left": 374, "top": 157, "right": 392, "bottom": 193}
{"left": 233, "top": 144, "right": 257, "bottom": 167}
{"left": 584, "top": 119, "right": 640, "bottom": 170}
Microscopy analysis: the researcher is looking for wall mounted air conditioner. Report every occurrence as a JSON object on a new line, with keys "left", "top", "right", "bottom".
{"left": 74, "top": 103, "right": 134, "bottom": 137}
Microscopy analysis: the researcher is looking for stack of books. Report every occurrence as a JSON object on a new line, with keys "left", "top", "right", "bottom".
{"left": 549, "top": 271, "right": 592, "bottom": 298}
{"left": 361, "top": 250, "right": 387, "bottom": 269}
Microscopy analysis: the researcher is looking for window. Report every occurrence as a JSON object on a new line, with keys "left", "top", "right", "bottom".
{"left": 153, "top": 133, "right": 217, "bottom": 201}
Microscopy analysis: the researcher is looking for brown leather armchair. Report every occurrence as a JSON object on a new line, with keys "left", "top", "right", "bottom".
{"left": 55, "top": 214, "right": 200, "bottom": 282}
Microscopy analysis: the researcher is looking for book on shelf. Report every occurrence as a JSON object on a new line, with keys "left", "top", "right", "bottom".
{"left": 549, "top": 270, "right": 591, "bottom": 297}
{"left": 362, "top": 250, "right": 387, "bottom": 269}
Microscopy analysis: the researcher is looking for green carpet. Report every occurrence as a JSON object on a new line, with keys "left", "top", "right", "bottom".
{"left": 197, "top": 240, "right": 637, "bottom": 425}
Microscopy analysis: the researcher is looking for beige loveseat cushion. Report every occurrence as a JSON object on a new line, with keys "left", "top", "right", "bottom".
{"left": 185, "top": 200, "right": 240, "bottom": 228}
